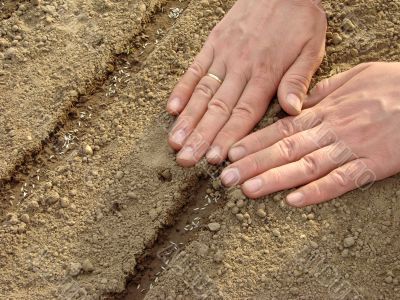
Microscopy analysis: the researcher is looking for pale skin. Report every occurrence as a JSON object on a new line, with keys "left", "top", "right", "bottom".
{"left": 166, "top": 0, "right": 400, "bottom": 207}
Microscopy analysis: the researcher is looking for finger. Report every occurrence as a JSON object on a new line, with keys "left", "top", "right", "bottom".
{"left": 168, "top": 62, "right": 226, "bottom": 150}
{"left": 277, "top": 36, "right": 325, "bottom": 115}
{"left": 167, "top": 44, "right": 214, "bottom": 115}
{"left": 228, "top": 110, "right": 323, "bottom": 162}
{"left": 239, "top": 143, "right": 356, "bottom": 198}
{"left": 221, "top": 124, "right": 336, "bottom": 187}
{"left": 304, "top": 63, "right": 372, "bottom": 108}
{"left": 176, "top": 72, "right": 247, "bottom": 167}
{"left": 207, "top": 76, "right": 274, "bottom": 164}
{"left": 286, "top": 158, "right": 376, "bottom": 207}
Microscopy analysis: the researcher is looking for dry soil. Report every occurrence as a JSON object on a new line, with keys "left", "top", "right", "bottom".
{"left": 0, "top": 0, "right": 400, "bottom": 299}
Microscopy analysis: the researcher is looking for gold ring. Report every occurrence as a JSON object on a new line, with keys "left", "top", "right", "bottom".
{"left": 207, "top": 73, "right": 223, "bottom": 84}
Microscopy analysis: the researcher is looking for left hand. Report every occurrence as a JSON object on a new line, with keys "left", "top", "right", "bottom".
{"left": 220, "top": 62, "right": 400, "bottom": 207}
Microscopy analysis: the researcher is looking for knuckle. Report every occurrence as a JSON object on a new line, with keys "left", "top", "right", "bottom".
{"left": 314, "top": 78, "right": 330, "bottom": 94}
{"left": 188, "top": 60, "right": 206, "bottom": 78}
{"left": 278, "top": 137, "right": 297, "bottom": 162}
{"left": 208, "top": 98, "right": 231, "bottom": 118}
{"left": 232, "top": 103, "right": 256, "bottom": 121}
{"left": 244, "top": 155, "right": 263, "bottom": 175}
{"left": 194, "top": 81, "right": 214, "bottom": 98}
{"left": 331, "top": 169, "right": 350, "bottom": 187}
{"left": 285, "top": 73, "right": 310, "bottom": 93}
{"left": 308, "top": 181, "right": 324, "bottom": 200}
{"left": 269, "top": 169, "right": 282, "bottom": 185}
{"left": 276, "top": 118, "right": 295, "bottom": 137}
{"left": 302, "top": 154, "right": 319, "bottom": 177}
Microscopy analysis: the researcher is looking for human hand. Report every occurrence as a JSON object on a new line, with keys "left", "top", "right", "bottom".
{"left": 221, "top": 62, "right": 400, "bottom": 207}
{"left": 167, "top": 0, "right": 327, "bottom": 166}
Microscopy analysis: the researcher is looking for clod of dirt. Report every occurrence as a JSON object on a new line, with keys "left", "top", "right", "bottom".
{"left": 158, "top": 168, "right": 172, "bottom": 181}
{"left": 60, "top": 197, "right": 70, "bottom": 208}
{"left": 332, "top": 33, "right": 343, "bottom": 45}
{"left": 213, "top": 249, "right": 224, "bottom": 263}
{"left": 69, "top": 262, "right": 82, "bottom": 277}
{"left": 229, "top": 188, "right": 246, "bottom": 202}
{"left": 343, "top": 236, "right": 356, "bottom": 248}
{"left": 82, "top": 259, "right": 94, "bottom": 273}
{"left": 8, "top": 213, "right": 19, "bottom": 225}
{"left": 46, "top": 190, "right": 60, "bottom": 205}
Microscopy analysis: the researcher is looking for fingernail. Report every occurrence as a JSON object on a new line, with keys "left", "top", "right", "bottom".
{"left": 229, "top": 146, "right": 246, "bottom": 161}
{"left": 286, "top": 192, "right": 305, "bottom": 207}
{"left": 220, "top": 168, "right": 240, "bottom": 186}
{"left": 286, "top": 93, "right": 302, "bottom": 113}
{"left": 243, "top": 178, "right": 263, "bottom": 193}
{"left": 177, "top": 146, "right": 194, "bottom": 162}
{"left": 171, "top": 129, "right": 187, "bottom": 146}
{"left": 206, "top": 146, "right": 222, "bottom": 163}
{"left": 168, "top": 97, "right": 181, "bottom": 114}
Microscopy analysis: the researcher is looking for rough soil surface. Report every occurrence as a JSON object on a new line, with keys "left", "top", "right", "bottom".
{"left": 0, "top": 0, "right": 400, "bottom": 299}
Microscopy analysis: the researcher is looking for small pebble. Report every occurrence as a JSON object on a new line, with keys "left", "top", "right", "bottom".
{"left": 84, "top": 144, "right": 93, "bottom": 156}
{"left": 207, "top": 222, "right": 221, "bottom": 232}
{"left": 127, "top": 191, "right": 138, "bottom": 200}
{"left": 272, "top": 229, "right": 281, "bottom": 237}
{"left": 20, "top": 214, "right": 30, "bottom": 224}
{"left": 342, "top": 18, "right": 356, "bottom": 32}
{"left": 236, "top": 213, "right": 244, "bottom": 222}
{"left": 115, "top": 171, "right": 124, "bottom": 180}
{"left": 385, "top": 276, "right": 393, "bottom": 284}
{"left": 236, "top": 199, "right": 245, "bottom": 208}
{"left": 256, "top": 208, "right": 267, "bottom": 218}
{"left": 139, "top": 3, "right": 146, "bottom": 12}
{"left": 231, "top": 206, "right": 239, "bottom": 214}
{"left": 307, "top": 213, "right": 315, "bottom": 220}
{"left": 160, "top": 169, "right": 172, "bottom": 181}
{"left": 332, "top": 33, "right": 343, "bottom": 45}
{"left": 82, "top": 259, "right": 94, "bottom": 272}
{"left": 341, "top": 249, "right": 349, "bottom": 257}
{"left": 60, "top": 197, "right": 70, "bottom": 208}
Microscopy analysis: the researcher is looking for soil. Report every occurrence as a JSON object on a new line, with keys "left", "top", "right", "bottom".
{"left": 0, "top": 0, "right": 400, "bottom": 299}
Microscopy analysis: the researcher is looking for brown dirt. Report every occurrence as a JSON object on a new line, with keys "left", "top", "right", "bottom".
{"left": 1, "top": 0, "right": 400, "bottom": 299}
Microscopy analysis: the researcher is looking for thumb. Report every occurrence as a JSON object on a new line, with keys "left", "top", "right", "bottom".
{"left": 278, "top": 39, "right": 325, "bottom": 115}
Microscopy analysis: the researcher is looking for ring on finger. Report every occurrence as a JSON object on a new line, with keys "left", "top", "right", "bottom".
{"left": 207, "top": 73, "right": 223, "bottom": 84}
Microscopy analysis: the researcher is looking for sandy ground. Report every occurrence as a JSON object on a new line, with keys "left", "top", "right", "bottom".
{"left": 0, "top": 0, "right": 400, "bottom": 299}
